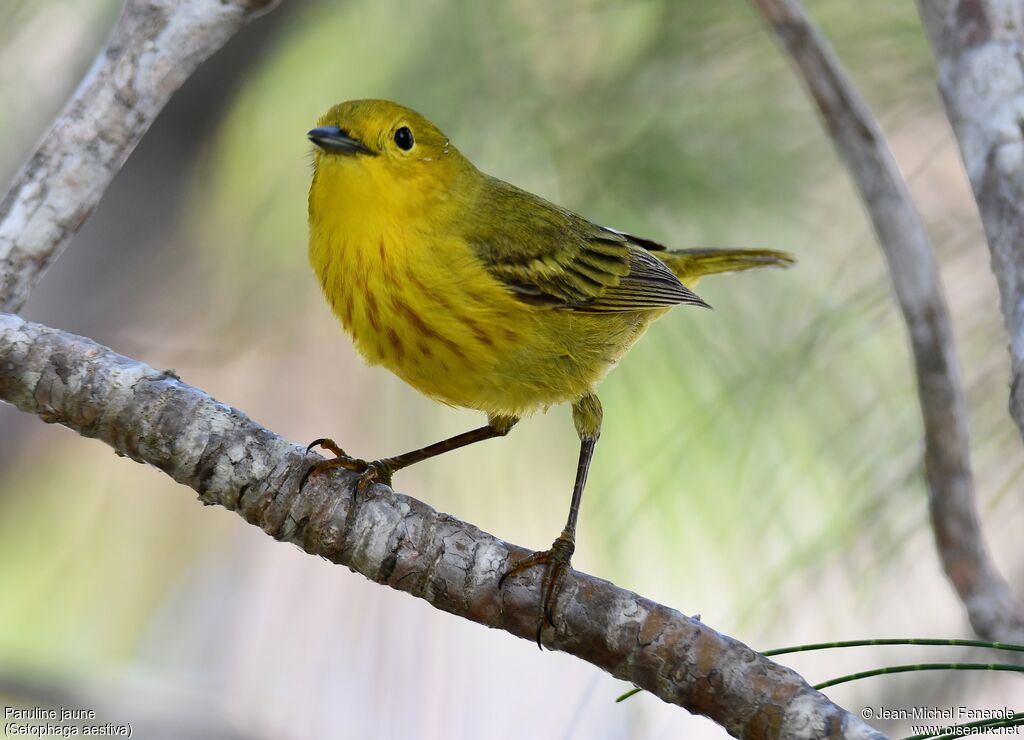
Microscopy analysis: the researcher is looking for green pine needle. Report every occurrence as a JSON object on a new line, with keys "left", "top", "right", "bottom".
{"left": 763, "top": 637, "right": 1024, "bottom": 657}
{"left": 615, "top": 687, "right": 641, "bottom": 703}
{"left": 814, "top": 662, "right": 1024, "bottom": 690}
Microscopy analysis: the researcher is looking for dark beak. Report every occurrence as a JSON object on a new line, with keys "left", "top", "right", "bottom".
{"left": 307, "top": 126, "right": 376, "bottom": 156}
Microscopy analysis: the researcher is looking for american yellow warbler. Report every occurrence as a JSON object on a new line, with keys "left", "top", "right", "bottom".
{"left": 304, "top": 99, "right": 792, "bottom": 638}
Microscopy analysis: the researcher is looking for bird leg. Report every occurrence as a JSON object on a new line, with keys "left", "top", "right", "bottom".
{"left": 501, "top": 394, "right": 601, "bottom": 648}
{"left": 301, "top": 415, "right": 518, "bottom": 494}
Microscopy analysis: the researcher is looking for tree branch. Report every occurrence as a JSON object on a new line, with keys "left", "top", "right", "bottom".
{"left": 0, "top": 312, "right": 883, "bottom": 740}
{"left": 916, "top": 2, "right": 1024, "bottom": 438}
{"left": 751, "top": 0, "right": 1024, "bottom": 642}
{"left": 0, "top": 0, "right": 281, "bottom": 314}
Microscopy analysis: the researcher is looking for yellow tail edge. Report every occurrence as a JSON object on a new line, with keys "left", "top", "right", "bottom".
{"left": 658, "top": 248, "right": 795, "bottom": 288}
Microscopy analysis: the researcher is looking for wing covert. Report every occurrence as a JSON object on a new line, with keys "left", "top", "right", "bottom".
{"left": 464, "top": 178, "right": 708, "bottom": 312}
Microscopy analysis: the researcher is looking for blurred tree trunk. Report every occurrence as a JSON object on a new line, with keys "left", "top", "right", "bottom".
{"left": 917, "top": 1, "right": 1024, "bottom": 444}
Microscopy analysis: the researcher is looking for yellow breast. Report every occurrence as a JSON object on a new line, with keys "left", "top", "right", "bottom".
{"left": 308, "top": 176, "right": 525, "bottom": 409}
{"left": 308, "top": 159, "right": 658, "bottom": 417}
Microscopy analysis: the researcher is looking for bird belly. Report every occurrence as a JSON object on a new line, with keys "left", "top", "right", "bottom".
{"left": 480, "top": 308, "right": 663, "bottom": 416}
{"left": 311, "top": 226, "right": 663, "bottom": 417}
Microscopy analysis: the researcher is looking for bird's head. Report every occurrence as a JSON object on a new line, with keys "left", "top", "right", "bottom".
{"left": 308, "top": 99, "right": 472, "bottom": 219}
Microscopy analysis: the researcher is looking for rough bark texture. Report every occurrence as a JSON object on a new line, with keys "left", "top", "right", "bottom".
{"left": 0, "top": 313, "right": 884, "bottom": 740}
{"left": 752, "top": 0, "right": 1024, "bottom": 642}
{"left": 917, "top": 2, "right": 1024, "bottom": 434}
{"left": 0, "top": 0, "right": 281, "bottom": 313}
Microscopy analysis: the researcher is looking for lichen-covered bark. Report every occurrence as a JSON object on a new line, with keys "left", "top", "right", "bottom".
{"left": 0, "top": 0, "right": 281, "bottom": 313}
{"left": 0, "top": 313, "right": 884, "bottom": 740}
{"left": 917, "top": 2, "right": 1024, "bottom": 438}
{"left": 752, "top": 0, "right": 1024, "bottom": 645}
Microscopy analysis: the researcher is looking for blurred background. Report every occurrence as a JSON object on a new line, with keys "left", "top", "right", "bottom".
{"left": 1, "top": 0, "right": 1021, "bottom": 737}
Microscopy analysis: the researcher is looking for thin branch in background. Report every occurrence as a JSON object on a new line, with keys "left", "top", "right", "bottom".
{"left": 750, "top": 0, "right": 1024, "bottom": 642}
{"left": 915, "top": 3, "right": 1024, "bottom": 438}
{"left": 0, "top": 0, "right": 282, "bottom": 314}
{"left": 0, "top": 313, "right": 883, "bottom": 740}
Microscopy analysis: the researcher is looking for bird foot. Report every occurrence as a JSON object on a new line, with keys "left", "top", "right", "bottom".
{"left": 499, "top": 531, "right": 575, "bottom": 649}
{"left": 300, "top": 437, "right": 394, "bottom": 493}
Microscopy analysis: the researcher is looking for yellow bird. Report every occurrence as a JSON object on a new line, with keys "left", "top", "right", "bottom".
{"left": 304, "top": 99, "right": 792, "bottom": 634}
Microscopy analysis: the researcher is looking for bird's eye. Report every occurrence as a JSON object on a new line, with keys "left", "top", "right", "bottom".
{"left": 394, "top": 126, "right": 414, "bottom": 151}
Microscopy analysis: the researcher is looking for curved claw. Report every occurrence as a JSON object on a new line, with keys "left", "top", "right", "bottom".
{"left": 300, "top": 439, "right": 398, "bottom": 495}
{"left": 498, "top": 534, "right": 575, "bottom": 650}
{"left": 299, "top": 464, "right": 317, "bottom": 492}
{"left": 540, "top": 556, "right": 571, "bottom": 627}
{"left": 306, "top": 437, "right": 346, "bottom": 457}
{"left": 300, "top": 437, "right": 369, "bottom": 492}
{"left": 306, "top": 438, "right": 329, "bottom": 454}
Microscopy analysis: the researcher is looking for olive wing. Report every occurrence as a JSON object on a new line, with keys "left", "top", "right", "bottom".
{"left": 464, "top": 178, "right": 708, "bottom": 312}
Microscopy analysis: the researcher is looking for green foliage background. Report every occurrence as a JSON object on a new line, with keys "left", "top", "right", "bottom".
{"left": 0, "top": 1, "right": 1020, "bottom": 737}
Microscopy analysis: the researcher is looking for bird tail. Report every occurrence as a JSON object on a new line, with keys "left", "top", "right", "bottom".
{"left": 656, "top": 248, "right": 795, "bottom": 289}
